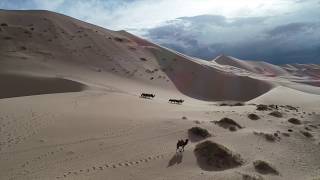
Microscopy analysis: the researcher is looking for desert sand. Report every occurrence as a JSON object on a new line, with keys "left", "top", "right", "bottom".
{"left": 0, "top": 10, "right": 320, "bottom": 180}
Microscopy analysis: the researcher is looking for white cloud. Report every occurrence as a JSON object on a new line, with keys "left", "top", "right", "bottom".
{"left": 32, "top": 0, "right": 65, "bottom": 10}
{"left": 46, "top": 0, "right": 315, "bottom": 30}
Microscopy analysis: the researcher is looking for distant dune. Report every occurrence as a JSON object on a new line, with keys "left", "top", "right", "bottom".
{"left": 213, "top": 55, "right": 289, "bottom": 76}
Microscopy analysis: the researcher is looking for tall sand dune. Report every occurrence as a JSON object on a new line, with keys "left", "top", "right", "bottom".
{"left": 0, "top": 10, "right": 273, "bottom": 101}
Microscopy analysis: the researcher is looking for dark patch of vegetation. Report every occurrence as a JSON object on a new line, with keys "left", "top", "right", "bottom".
{"left": 308, "top": 124, "right": 318, "bottom": 129}
{"left": 234, "top": 102, "right": 244, "bottom": 106}
{"left": 268, "top": 104, "right": 277, "bottom": 109}
{"left": 1, "top": 23, "right": 8, "bottom": 26}
{"left": 140, "top": 57, "right": 147, "bottom": 61}
{"left": 229, "top": 126, "right": 237, "bottom": 131}
{"left": 288, "top": 129, "right": 293, "bottom": 132}
{"left": 182, "top": 116, "right": 187, "bottom": 120}
{"left": 288, "top": 118, "right": 301, "bottom": 125}
{"left": 300, "top": 130, "right": 313, "bottom": 138}
{"left": 248, "top": 114, "right": 260, "bottom": 120}
{"left": 214, "top": 118, "right": 242, "bottom": 131}
{"left": 145, "top": 69, "right": 153, "bottom": 73}
{"left": 285, "top": 105, "right": 298, "bottom": 111}
{"left": 256, "top": 104, "right": 269, "bottom": 111}
{"left": 242, "top": 174, "right": 264, "bottom": 180}
{"left": 188, "top": 127, "right": 211, "bottom": 141}
{"left": 304, "top": 126, "right": 311, "bottom": 131}
{"left": 253, "top": 132, "right": 279, "bottom": 142}
{"left": 194, "top": 140, "right": 243, "bottom": 171}
{"left": 269, "top": 111, "right": 283, "bottom": 118}
{"left": 253, "top": 160, "right": 279, "bottom": 175}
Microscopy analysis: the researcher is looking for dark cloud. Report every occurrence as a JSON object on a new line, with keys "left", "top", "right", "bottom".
{"left": 144, "top": 14, "right": 320, "bottom": 64}
{"left": 267, "top": 22, "right": 320, "bottom": 37}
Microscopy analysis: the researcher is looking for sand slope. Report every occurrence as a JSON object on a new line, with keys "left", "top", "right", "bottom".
{"left": 0, "top": 10, "right": 274, "bottom": 101}
{"left": 1, "top": 10, "right": 320, "bottom": 180}
{"left": 0, "top": 73, "right": 86, "bottom": 99}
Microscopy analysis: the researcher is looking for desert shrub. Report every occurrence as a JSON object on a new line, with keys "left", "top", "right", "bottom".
{"left": 188, "top": 127, "right": 211, "bottom": 138}
{"left": 1, "top": 23, "right": 8, "bottom": 26}
{"left": 229, "top": 126, "right": 237, "bottom": 131}
{"left": 248, "top": 114, "right": 260, "bottom": 120}
{"left": 242, "top": 174, "right": 263, "bottom": 180}
{"left": 288, "top": 118, "right": 301, "bottom": 125}
{"left": 234, "top": 102, "right": 244, "bottom": 106}
{"left": 305, "top": 126, "right": 311, "bottom": 131}
{"left": 285, "top": 105, "right": 298, "bottom": 111}
{"left": 269, "top": 111, "right": 283, "bottom": 118}
{"left": 253, "top": 132, "right": 279, "bottom": 142}
{"left": 215, "top": 117, "right": 242, "bottom": 131}
{"left": 300, "top": 131, "right": 313, "bottom": 138}
{"left": 256, "top": 104, "right": 269, "bottom": 111}
{"left": 194, "top": 141, "right": 243, "bottom": 171}
{"left": 253, "top": 160, "right": 279, "bottom": 175}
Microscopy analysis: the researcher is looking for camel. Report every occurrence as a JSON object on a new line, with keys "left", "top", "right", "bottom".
{"left": 169, "top": 99, "right": 184, "bottom": 104}
{"left": 176, "top": 139, "right": 189, "bottom": 152}
{"left": 140, "top": 93, "right": 155, "bottom": 99}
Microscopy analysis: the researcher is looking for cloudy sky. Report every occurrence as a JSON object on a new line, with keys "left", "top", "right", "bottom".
{"left": 1, "top": 0, "right": 319, "bottom": 64}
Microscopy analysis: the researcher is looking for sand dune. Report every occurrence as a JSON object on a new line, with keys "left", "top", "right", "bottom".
{"left": 1, "top": 10, "right": 320, "bottom": 180}
{"left": 213, "top": 55, "right": 289, "bottom": 77}
{"left": 0, "top": 73, "right": 86, "bottom": 99}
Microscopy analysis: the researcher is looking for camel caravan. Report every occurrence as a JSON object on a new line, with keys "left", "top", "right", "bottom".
{"left": 168, "top": 99, "right": 184, "bottom": 104}
{"left": 140, "top": 93, "right": 184, "bottom": 104}
{"left": 140, "top": 93, "right": 155, "bottom": 99}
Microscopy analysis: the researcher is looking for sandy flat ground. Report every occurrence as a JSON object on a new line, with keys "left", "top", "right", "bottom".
{"left": 1, "top": 10, "right": 320, "bottom": 180}
{"left": 1, "top": 85, "right": 320, "bottom": 180}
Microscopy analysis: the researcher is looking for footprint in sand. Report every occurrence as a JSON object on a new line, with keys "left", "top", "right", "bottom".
{"left": 58, "top": 153, "right": 168, "bottom": 178}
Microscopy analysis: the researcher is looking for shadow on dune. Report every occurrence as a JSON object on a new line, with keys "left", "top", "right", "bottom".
{"left": 149, "top": 47, "right": 273, "bottom": 101}
{"left": 0, "top": 73, "right": 86, "bottom": 99}
{"left": 167, "top": 152, "right": 183, "bottom": 167}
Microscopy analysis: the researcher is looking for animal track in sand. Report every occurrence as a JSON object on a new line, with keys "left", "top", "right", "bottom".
{"left": 0, "top": 112, "right": 57, "bottom": 151}
{"left": 56, "top": 154, "right": 167, "bottom": 178}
